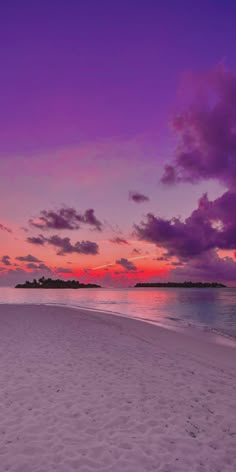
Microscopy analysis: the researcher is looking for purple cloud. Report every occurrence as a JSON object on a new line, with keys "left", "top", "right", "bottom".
{"left": 24, "top": 262, "right": 51, "bottom": 272}
{"left": 16, "top": 254, "right": 42, "bottom": 263}
{"left": 171, "top": 261, "right": 184, "bottom": 267}
{"left": 129, "top": 191, "right": 149, "bottom": 203}
{"left": 116, "top": 258, "right": 137, "bottom": 271}
{"left": 27, "top": 233, "right": 99, "bottom": 255}
{"left": 46, "top": 235, "right": 99, "bottom": 256}
{"left": 157, "top": 68, "right": 236, "bottom": 282}
{"left": 27, "top": 235, "right": 46, "bottom": 245}
{"left": 110, "top": 237, "right": 129, "bottom": 245}
{"left": 0, "top": 223, "right": 12, "bottom": 233}
{"left": 132, "top": 248, "right": 141, "bottom": 254}
{"left": 55, "top": 267, "right": 74, "bottom": 274}
{"left": 38, "top": 263, "right": 51, "bottom": 271}
{"left": 172, "top": 251, "right": 236, "bottom": 283}
{"left": 26, "top": 263, "right": 41, "bottom": 269}
{"left": 161, "top": 68, "right": 236, "bottom": 189}
{"left": 82, "top": 209, "right": 103, "bottom": 231}
{"left": 0, "top": 267, "right": 52, "bottom": 287}
{"left": 135, "top": 190, "right": 236, "bottom": 260}
{"left": 1, "top": 255, "right": 11, "bottom": 266}
{"left": 156, "top": 255, "right": 169, "bottom": 261}
{"left": 29, "top": 207, "right": 102, "bottom": 231}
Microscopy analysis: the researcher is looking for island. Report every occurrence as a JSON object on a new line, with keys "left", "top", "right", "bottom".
{"left": 134, "top": 281, "right": 226, "bottom": 288}
{"left": 15, "top": 277, "right": 101, "bottom": 289}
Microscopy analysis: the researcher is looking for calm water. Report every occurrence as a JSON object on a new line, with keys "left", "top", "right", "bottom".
{"left": 0, "top": 286, "right": 236, "bottom": 338}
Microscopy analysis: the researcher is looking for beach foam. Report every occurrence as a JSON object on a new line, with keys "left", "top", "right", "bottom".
{"left": 0, "top": 304, "right": 235, "bottom": 472}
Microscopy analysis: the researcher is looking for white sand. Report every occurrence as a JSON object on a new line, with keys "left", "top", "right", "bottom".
{"left": 0, "top": 304, "right": 236, "bottom": 472}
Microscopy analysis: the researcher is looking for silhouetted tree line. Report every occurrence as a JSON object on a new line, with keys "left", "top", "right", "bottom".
{"left": 15, "top": 277, "right": 101, "bottom": 289}
{"left": 135, "top": 281, "right": 226, "bottom": 288}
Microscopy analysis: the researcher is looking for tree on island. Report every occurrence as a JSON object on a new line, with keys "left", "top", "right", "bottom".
{"left": 134, "top": 281, "right": 226, "bottom": 288}
{"left": 15, "top": 277, "right": 101, "bottom": 289}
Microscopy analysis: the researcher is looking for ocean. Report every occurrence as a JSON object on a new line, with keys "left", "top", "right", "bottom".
{"left": 0, "top": 286, "right": 236, "bottom": 339}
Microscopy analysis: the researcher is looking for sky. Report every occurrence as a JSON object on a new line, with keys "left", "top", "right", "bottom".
{"left": 0, "top": 0, "right": 236, "bottom": 287}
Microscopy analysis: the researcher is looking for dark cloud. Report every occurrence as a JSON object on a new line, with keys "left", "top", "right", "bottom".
{"left": 171, "top": 261, "right": 184, "bottom": 267}
{"left": 0, "top": 267, "right": 52, "bottom": 287}
{"left": 27, "top": 235, "right": 46, "bottom": 245}
{"left": 129, "top": 191, "right": 149, "bottom": 203}
{"left": 110, "top": 237, "right": 129, "bottom": 245}
{"left": 172, "top": 251, "right": 236, "bottom": 283}
{"left": 25, "top": 263, "right": 38, "bottom": 269}
{"left": 16, "top": 254, "right": 42, "bottom": 263}
{"left": 156, "top": 68, "right": 236, "bottom": 282}
{"left": 24, "top": 262, "right": 51, "bottom": 271}
{"left": 156, "top": 255, "right": 169, "bottom": 261}
{"left": 55, "top": 267, "right": 74, "bottom": 274}
{"left": 1, "top": 255, "right": 11, "bottom": 266}
{"left": 116, "top": 258, "right": 137, "bottom": 271}
{"left": 46, "top": 235, "right": 99, "bottom": 256}
{"left": 161, "top": 68, "right": 236, "bottom": 189}
{"left": 135, "top": 191, "right": 236, "bottom": 260}
{"left": 27, "top": 233, "right": 99, "bottom": 256}
{"left": 0, "top": 224, "right": 12, "bottom": 233}
{"left": 132, "top": 248, "right": 141, "bottom": 254}
{"left": 82, "top": 209, "right": 103, "bottom": 231}
{"left": 38, "top": 263, "right": 51, "bottom": 271}
{"left": 29, "top": 207, "right": 102, "bottom": 231}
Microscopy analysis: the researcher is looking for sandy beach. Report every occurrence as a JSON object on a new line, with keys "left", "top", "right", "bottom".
{"left": 0, "top": 304, "right": 236, "bottom": 472}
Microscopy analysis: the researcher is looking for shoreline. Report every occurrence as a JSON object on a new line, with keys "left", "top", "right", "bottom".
{"left": 0, "top": 303, "right": 236, "bottom": 471}
{"left": 43, "top": 301, "right": 236, "bottom": 349}
{"left": 2, "top": 299, "right": 236, "bottom": 349}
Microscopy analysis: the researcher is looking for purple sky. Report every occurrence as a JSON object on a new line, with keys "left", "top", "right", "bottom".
{"left": 0, "top": 1, "right": 236, "bottom": 286}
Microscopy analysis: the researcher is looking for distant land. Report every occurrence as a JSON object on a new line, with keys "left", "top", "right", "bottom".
{"left": 134, "top": 282, "right": 226, "bottom": 288}
{"left": 15, "top": 277, "right": 101, "bottom": 289}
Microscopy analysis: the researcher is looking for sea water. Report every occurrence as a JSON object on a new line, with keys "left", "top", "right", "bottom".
{"left": 0, "top": 286, "right": 236, "bottom": 338}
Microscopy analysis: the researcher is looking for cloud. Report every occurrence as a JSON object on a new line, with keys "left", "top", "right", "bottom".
{"left": 116, "top": 258, "right": 137, "bottom": 271}
{"left": 39, "top": 263, "right": 52, "bottom": 271}
{"left": 156, "top": 255, "right": 169, "bottom": 261}
{"left": 129, "top": 191, "right": 149, "bottom": 203}
{"left": 27, "top": 235, "right": 46, "bottom": 245}
{"left": 21, "top": 262, "right": 51, "bottom": 271}
{"left": 27, "top": 233, "right": 99, "bottom": 256}
{"left": 132, "top": 248, "right": 141, "bottom": 254}
{"left": 155, "top": 68, "right": 236, "bottom": 283}
{"left": 172, "top": 251, "right": 236, "bottom": 283}
{"left": 46, "top": 235, "right": 99, "bottom": 256}
{"left": 54, "top": 267, "right": 74, "bottom": 274}
{"left": 135, "top": 190, "right": 236, "bottom": 260}
{"left": 1, "top": 255, "right": 11, "bottom": 266}
{"left": 82, "top": 209, "right": 103, "bottom": 231}
{"left": 0, "top": 223, "right": 12, "bottom": 233}
{"left": 109, "top": 237, "right": 129, "bottom": 245}
{"left": 161, "top": 67, "right": 236, "bottom": 189}
{"left": 16, "top": 254, "right": 42, "bottom": 263}
{"left": 29, "top": 207, "right": 102, "bottom": 231}
{"left": 171, "top": 261, "right": 184, "bottom": 267}
{"left": 25, "top": 262, "right": 55, "bottom": 272}
{"left": 0, "top": 267, "right": 52, "bottom": 287}
{"left": 26, "top": 263, "right": 41, "bottom": 269}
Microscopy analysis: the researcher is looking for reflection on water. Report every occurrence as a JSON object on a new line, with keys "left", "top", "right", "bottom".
{"left": 0, "top": 287, "right": 236, "bottom": 337}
